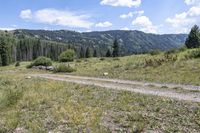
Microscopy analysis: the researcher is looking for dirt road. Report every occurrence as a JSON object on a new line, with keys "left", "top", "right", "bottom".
{"left": 32, "top": 74, "right": 200, "bottom": 102}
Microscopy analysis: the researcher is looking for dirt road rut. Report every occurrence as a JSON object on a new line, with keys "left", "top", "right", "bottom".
{"left": 32, "top": 74, "right": 200, "bottom": 102}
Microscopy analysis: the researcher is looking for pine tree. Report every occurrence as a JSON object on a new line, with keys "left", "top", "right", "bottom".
{"left": 106, "top": 49, "right": 112, "bottom": 57}
{"left": 86, "top": 47, "right": 92, "bottom": 58}
{"left": 185, "top": 25, "right": 200, "bottom": 48}
{"left": 79, "top": 46, "right": 85, "bottom": 58}
{"left": 112, "top": 39, "right": 120, "bottom": 57}
{"left": 0, "top": 36, "right": 9, "bottom": 66}
{"left": 93, "top": 48, "right": 98, "bottom": 57}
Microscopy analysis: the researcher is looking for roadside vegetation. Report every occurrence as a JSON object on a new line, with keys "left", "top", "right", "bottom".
{"left": 65, "top": 48, "right": 200, "bottom": 85}
{"left": 0, "top": 72, "right": 200, "bottom": 132}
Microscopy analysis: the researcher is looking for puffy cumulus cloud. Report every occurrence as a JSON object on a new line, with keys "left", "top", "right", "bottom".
{"left": 184, "top": 0, "right": 200, "bottom": 5}
{"left": 188, "top": 6, "right": 200, "bottom": 16}
{"left": 166, "top": 12, "right": 194, "bottom": 27}
{"left": 20, "top": 9, "right": 93, "bottom": 29}
{"left": 20, "top": 9, "right": 32, "bottom": 19}
{"left": 166, "top": 4, "right": 200, "bottom": 33}
{"left": 120, "top": 10, "right": 144, "bottom": 19}
{"left": 165, "top": 0, "right": 200, "bottom": 33}
{"left": 132, "top": 16, "right": 158, "bottom": 33}
{"left": 100, "top": 0, "right": 141, "bottom": 8}
{"left": 95, "top": 21, "right": 113, "bottom": 28}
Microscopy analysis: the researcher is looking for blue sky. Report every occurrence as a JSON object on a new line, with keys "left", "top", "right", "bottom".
{"left": 0, "top": 0, "right": 200, "bottom": 34}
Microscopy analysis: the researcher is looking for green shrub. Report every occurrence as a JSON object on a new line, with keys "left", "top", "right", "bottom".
{"left": 26, "top": 64, "right": 32, "bottom": 69}
{"left": 178, "top": 45, "right": 187, "bottom": 52}
{"left": 188, "top": 49, "right": 200, "bottom": 58}
{"left": 54, "top": 64, "right": 76, "bottom": 73}
{"left": 165, "top": 49, "right": 178, "bottom": 55}
{"left": 144, "top": 54, "right": 178, "bottom": 67}
{"left": 76, "top": 59, "right": 82, "bottom": 63}
{"left": 149, "top": 49, "right": 161, "bottom": 55}
{"left": 100, "top": 58, "right": 105, "bottom": 61}
{"left": 59, "top": 49, "right": 75, "bottom": 62}
{"left": 27, "top": 56, "right": 52, "bottom": 68}
{"left": 113, "top": 57, "right": 120, "bottom": 61}
{"left": 15, "top": 62, "right": 20, "bottom": 67}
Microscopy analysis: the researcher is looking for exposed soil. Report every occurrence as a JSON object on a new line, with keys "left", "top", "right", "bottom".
{"left": 32, "top": 74, "right": 200, "bottom": 102}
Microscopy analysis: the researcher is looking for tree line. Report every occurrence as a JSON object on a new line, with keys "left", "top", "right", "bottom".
{"left": 0, "top": 32, "right": 121, "bottom": 66}
{"left": 79, "top": 39, "right": 120, "bottom": 58}
{"left": 0, "top": 33, "right": 70, "bottom": 66}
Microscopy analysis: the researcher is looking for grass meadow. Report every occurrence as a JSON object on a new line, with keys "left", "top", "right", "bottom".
{"left": 0, "top": 49, "right": 200, "bottom": 132}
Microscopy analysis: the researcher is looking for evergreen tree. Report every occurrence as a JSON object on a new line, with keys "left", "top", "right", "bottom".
{"left": 86, "top": 47, "right": 92, "bottom": 58}
{"left": 0, "top": 55, "right": 2, "bottom": 66}
{"left": 0, "top": 36, "right": 9, "bottom": 66}
{"left": 185, "top": 25, "right": 200, "bottom": 48}
{"left": 106, "top": 49, "right": 112, "bottom": 57}
{"left": 93, "top": 48, "right": 98, "bottom": 57}
{"left": 112, "top": 39, "right": 120, "bottom": 57}
{"left": 79, "top": 46, "right": 85, "bottom": 58}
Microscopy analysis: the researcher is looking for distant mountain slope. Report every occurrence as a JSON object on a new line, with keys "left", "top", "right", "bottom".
{"left": 13, "top": 29, "right": 187, "bottom": 55}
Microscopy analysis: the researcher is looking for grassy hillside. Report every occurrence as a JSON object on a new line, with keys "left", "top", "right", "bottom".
{"left": 54, "top": 48, "right": 200, "bottom": 85}
{"left": 2, "top": 48, "right": 199, "bottom": 85}
{"left": 0, "top": 65, "right": 200, "bottom": 132}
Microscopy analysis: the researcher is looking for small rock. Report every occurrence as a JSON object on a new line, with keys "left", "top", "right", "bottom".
{"left": 26, "top": 76, "right": 31, "bottom": 79}
{"left": 46, "top": 66, "right": 54, "bottom": 71}
{"left": 103, "top": 72, "right": 109, "bottom": 76}
{"left": 13, "top": 127, "right": 27, "bottom": 133}
{"left": 32, "top": 65, "right": 54, "bottom": 71}
{"left": 38, "top": 65, "right": 46, "bottom": 70}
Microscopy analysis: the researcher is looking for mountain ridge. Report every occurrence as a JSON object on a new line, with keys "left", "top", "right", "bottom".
{"left": 11, "top": 29, "right": 188, "bottom": 55}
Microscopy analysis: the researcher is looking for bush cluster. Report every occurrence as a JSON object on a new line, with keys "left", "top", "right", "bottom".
{"left": 165, "top": 49, "right": 178, "bottom": 55}
{"left": 59, "top": 49, "right": 75, "bottom": 62}
{"left": 145, "top": 54, "right": 178, "bottom": 67}
{"left": 54, "top": 64, "right": 76, "bottom": 73}
{"left": 100, "top": 58, "right": 105, "bottom": 61}
{"left": 27, "top": 56, "right": 52, "bottom": 68}
{"left": 185, "top": 49, "right": 200, "bottom": 59}
{"left": 149, "top": 50, "right": 161, "bottom": 56}
{"left": 15, "top": 62, "right": 20, "bottom": 67}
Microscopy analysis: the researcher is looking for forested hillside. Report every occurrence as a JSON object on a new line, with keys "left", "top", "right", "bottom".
{"left": 0, "top": 29, "right": 187, "bottom": 66}
{"left": 13, "top": 29, "right": 187, "bottom": 55}
{"left": 0, "top": 32, "right": 70, "bottom": 66}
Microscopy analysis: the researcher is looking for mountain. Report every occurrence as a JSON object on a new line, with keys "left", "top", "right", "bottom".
{"left": 13, "top": 29, "right": 187, "bottom": 55}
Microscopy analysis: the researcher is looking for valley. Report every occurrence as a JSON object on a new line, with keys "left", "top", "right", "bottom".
{"left": 0, "top": 47, "right": 200, "bottom": 132}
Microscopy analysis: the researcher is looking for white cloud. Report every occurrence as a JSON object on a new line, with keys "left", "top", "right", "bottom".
{"left": 120, "top": 10, "right": 144, "bottom": 19}
{"left": 20, "top": 9, "right": 32, "bottom": 19}
{"left": 95, "top": 21, "right": 113, "bottom": 28}
{"left": 120, "top": 27, "right": 130, "bottom": 30}
{"left": 164, "top": 0, "right": 200, "bottom": 33}
{"left": 20, "top": 8, "right": 93, "bottom": 29}
{"left": 166, "top": 12, "right": 194, "bottom": 28}
{"left": 132, "top": 16, "right": 158, "bottom": 33}
{"left": 184, "top": 0, "right": 200, "bottom": 5}
{"left": 100, "top": 0, "right": 141, "bottom": 8}
{"left": 188, "top": 6, "right": 200, "bottom": 16}
{"left": 166, "top": 4, "right": 200, "bottom": 33}
{"left": 0, "top": 27, "right": 16, "bottom": 31}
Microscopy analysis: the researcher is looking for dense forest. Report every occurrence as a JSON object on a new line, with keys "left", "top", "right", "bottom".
{"left": 0, "top": 29, "right": 188, "bottom": 66}
{"left": 0, "top": 32, "right": 70, "bottom": 66}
